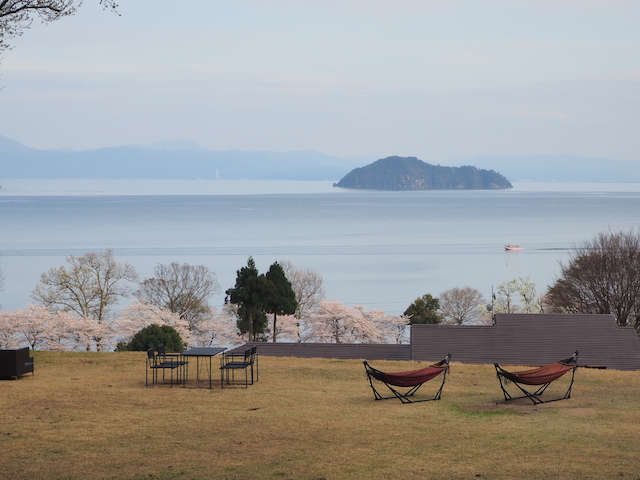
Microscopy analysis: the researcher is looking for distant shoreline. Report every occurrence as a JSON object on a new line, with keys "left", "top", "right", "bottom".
{"left": 1, "top": 179, "right": 640, "bottom": 197}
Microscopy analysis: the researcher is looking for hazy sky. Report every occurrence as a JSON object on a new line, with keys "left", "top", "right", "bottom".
{"left": 1, "top": 0, "right": 639, "bottom": 162}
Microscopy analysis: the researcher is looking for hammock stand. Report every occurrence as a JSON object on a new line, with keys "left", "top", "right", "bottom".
{"left": 494, "top": 351, "right": 579, "bottom": 405}
{"left": 363, "top": 354, "right": 451, "bottom": 404}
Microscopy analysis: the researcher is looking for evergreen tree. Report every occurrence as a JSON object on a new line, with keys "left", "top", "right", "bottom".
{"left": 225, "top": 257, "right": 267, "bottom": 341}
{"left": 264, "top": 262, "right": 298, "bottom": 342}
{"left": 403, "top": 294, "right": 441, "bottom": 324}
{"left": 235, "top": 305, "right": 268, "bottom": 340}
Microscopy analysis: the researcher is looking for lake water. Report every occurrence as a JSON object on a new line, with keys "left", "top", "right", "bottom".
{"left": 1, "top": 180, "right": 640, "bottom": 315}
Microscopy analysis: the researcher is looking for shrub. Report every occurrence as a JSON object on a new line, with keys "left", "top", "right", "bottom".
{"left": 122, "top": 324, "right": 185, "bottom": 352}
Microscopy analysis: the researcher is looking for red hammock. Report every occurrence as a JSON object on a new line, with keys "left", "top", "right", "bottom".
{"left": 363, "top": 355, "right": 451, "bottom": 403}
{"left": 368, "top": 363, "right": 448, "bottom": 387}
{"left": 498, "top": 362, "right": 575, "bottom": 386}
{"left": 494, "top": 352, "right": 579, "bottom": 404}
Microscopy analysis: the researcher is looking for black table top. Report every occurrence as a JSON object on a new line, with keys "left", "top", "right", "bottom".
{"left": 181, "top": 347, "right": 226, "bottom": 357}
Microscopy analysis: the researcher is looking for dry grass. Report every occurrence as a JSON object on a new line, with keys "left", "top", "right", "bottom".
{"left": 1, "top": 352, "right": 640, "bottom": 480}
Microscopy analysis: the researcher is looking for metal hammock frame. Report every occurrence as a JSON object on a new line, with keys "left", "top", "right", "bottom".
{"left": 494, "top": 351, "right": 579, "bottom": 405}
{"left": 363, "top": 354, "right": 451, "bottom": 404}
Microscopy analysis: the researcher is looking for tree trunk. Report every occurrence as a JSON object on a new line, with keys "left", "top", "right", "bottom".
{"left": 273, "top": 313, "right": 277, "bottom": 342}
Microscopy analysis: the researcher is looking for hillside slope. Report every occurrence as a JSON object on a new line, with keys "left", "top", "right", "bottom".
{"left": 335, "top": 156, "right": 512, "bottom": 190}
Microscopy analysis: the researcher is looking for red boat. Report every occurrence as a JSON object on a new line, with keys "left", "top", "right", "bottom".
{"left": 505, "top": 244, "right": 523, "bottom": 251}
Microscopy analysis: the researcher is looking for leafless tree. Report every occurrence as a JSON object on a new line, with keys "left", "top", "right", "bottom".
{"left": 279, "top": 260, "right": 326, "bottom": 342}
{"left": 546, "top": 228, "right": 640, "bottom": 334}
{"left": 1, "top": 1, "right": 118, "bottom": 54}
{"left": 135, "top": 262, "right": 221, "bottom": 331}
{"left": 439, "top": 286, "right": 485, "bottom": 325}
{"left": 31, "top": 248, "right": 138, "bottom": 350}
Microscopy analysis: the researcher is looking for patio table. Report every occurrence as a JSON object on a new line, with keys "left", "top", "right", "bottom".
{"left": 181, "top": 347, "right": 226, "bottom": 388}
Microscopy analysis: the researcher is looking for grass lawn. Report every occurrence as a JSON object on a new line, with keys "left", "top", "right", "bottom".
{"left": 1, "top": 351, "right": 639, "bottom": 479}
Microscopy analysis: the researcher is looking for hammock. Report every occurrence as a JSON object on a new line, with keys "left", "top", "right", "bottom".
{"left": 494, "top": 351, "right": 579, "bottom": 405}
{"left": 363, "top": 354, "right": 451, "bottom": 404}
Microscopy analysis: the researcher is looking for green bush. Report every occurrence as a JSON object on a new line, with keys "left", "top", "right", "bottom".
{"left": 121, "top": 324, "right": 185, "bottom": 352}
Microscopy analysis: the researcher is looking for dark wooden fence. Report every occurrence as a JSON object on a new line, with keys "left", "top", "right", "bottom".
{"left": 411, "top": 314, "right": 640, "bottom": 370}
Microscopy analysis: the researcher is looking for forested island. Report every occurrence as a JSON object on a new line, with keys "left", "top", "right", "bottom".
{"left": 334, "top": 156, "right": 512, "bottom": 190}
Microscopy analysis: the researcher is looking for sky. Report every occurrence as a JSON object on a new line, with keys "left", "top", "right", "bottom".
{"left": 1, "top": 0, "right": 639, "bottom": 162}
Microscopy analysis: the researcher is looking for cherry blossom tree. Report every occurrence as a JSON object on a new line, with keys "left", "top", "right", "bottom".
{"left": 191, "top": 306, "right": 241, "bottom": 348}
{"left": 474, "top": 304, "right": 495, "bottom": 325}
{"left": 494, "top": 276, "right": 542, "bottom": 314}
{"left": 0, "top": 256, "right": 5, "bottom": 309}
{"left": 44, "top": 310, "right": 82, "bottom": 351}
{"left": 9, "top": 304, "right": 51, "bottom": 350}
{"left": 0, "top": 305, "right": 91, "bottom": 351}
{"left": 31, "top": 248, "right": 138, "bottom": 351}
{"left": 115, "top": 299, "right": 191, "bottom": 347}
{"left": 0, "top": 310, "right": 20, "bottom": 349}
{"left": 384, "top": 314, "right": 410, "bottom": 344}
{"left": 66, "top": 314, "right": 115, "bottom": 351}
{"left": 116, "top": 299, "right": 241, "bottom": 349}
{"left": 360, "top": 307, "right": 409, "bottom": 344}
{"left": 304, "top": 300, "right": 386, "bottom": 344}
{"left": 267, "top": 313, "right": 299, "bottom": 343}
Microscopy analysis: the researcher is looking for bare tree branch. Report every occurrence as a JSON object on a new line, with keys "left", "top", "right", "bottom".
{"left": 439, "top": 286, "right": 485, "bottom": 325}
{"left": 30, "top": 248, "right": 138, "bottom": 350}
{"left": 279, "top": 260, "right": 326, "bottom": 342}
{"left": 135, "top": 262, "right": 221, "bottom": 331}
{"left": 547, "top": 228, "right": 640, "bottom": 334}
{"left": 1, "top": 1, "right": 119, "bottom": 54}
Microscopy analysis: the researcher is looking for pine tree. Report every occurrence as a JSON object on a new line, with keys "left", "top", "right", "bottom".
{"left": 264, "top": 262, "right": 297, "bottom": 342}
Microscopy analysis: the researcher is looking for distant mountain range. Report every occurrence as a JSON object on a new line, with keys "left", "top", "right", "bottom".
{"left": 2, "top": 134, "right": 640, "bottom": 182}
{"left": 335, "top": 156, "right": 512, "bottom": 190}
{"left": 447, "top": 155, "right": 640, "bottom": 183}
{"left": 0, "top": 135, "right": 364, "bottom": 181}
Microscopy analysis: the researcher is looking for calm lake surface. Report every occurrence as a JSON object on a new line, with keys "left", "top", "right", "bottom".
{"left": 1, "top": 180, "right": 640, "bottom": 314}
